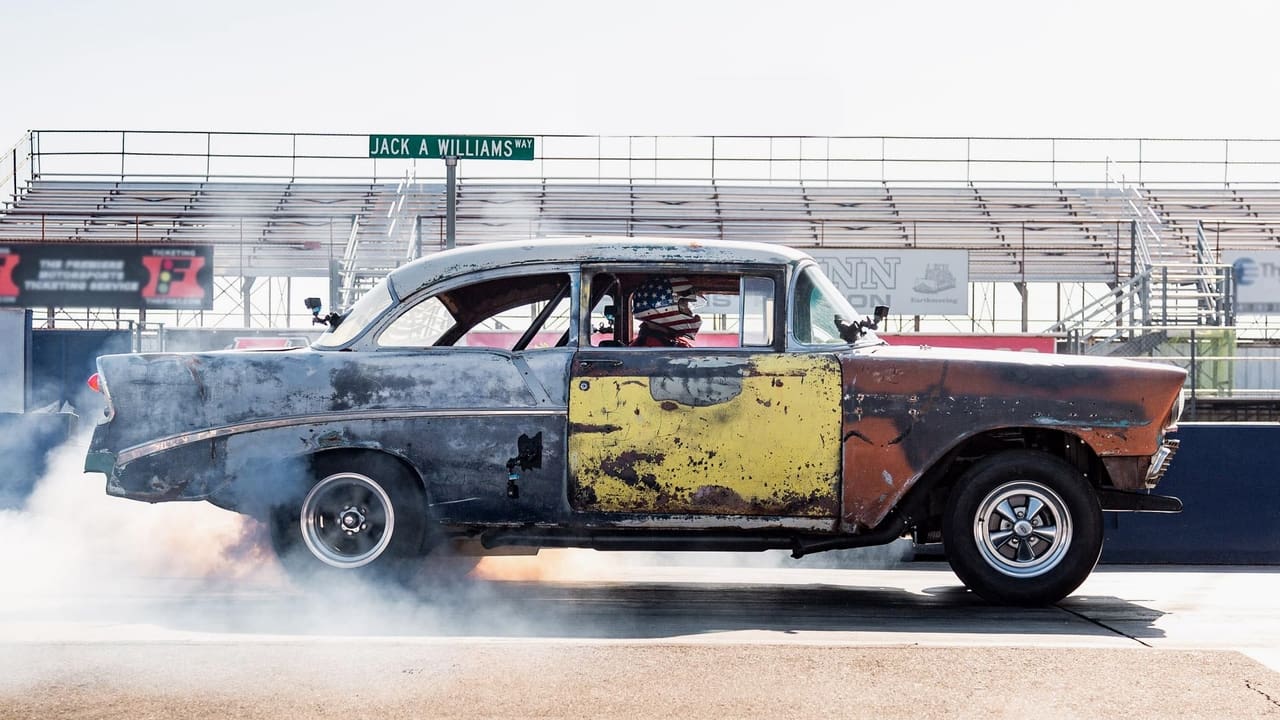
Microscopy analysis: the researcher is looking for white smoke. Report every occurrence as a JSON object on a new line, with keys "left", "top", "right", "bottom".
{"left": 0, "top": 430, "right": 915, "bottom": 634}
{"left": 0, "top": 432, "right": 283, "bottom": 614}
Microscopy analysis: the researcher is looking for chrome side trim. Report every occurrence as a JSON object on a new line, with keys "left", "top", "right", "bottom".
{"left": 116, "top": 408, "right": 567, "bottom": 465}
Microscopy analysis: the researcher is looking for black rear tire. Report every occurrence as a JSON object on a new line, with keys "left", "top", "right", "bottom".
{"left": 269, "top": 452, "right": 427, "bottom": 585}
{"left": 942, "top": 449, "right": 1103, "bottom": 606}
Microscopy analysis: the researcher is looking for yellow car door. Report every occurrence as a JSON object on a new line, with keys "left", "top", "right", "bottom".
{"left": 568, "top": 350, "right": 842, "bottom": 519}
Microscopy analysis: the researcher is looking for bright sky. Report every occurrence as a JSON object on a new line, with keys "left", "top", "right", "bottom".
{"left": 6, "top": 0, "right": 1280, "bottom": 149}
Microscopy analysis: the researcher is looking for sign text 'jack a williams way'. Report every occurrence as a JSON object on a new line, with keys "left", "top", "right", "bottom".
{"left": 368, "top": 135, "right": 535, "bottom": 161}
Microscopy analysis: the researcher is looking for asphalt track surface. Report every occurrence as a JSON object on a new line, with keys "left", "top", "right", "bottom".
{"left": 2, "top": 558, "right": 1278, "bottom": 719}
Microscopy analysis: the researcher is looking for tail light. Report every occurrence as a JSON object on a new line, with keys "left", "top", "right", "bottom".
{"left": 87, "top": 373, "right": 103, "bottom": 393}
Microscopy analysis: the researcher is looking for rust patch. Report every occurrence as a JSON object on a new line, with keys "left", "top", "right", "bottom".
{"left": 330, "top": 364, "right": 419, "bottom": 411}
{"left": 182, "top": 356, "right": 207, "bottom": 402}
{"left": 599, "top": 451, "right": 665, "bottom": 492}
{"left": 660, "top": 401, "right": 679, "bottom": 411}
{"left": 317, "top": 430, "right": 343, "bottom": 448}
{"left": 690, "top": 485, "right": 752, "bottom": 513}
{"left": 573, "top": 484, "right": 598, "bottom": 506}
{"left": 569, "top": 422, "right": 622, "bottom": 434}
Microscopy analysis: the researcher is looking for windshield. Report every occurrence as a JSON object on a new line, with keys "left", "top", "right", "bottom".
{"left": 791, "top": 265, "right": 878, "bottom": 346}
{"left": 312, "top": 280, "right": 394, "bottom": 349}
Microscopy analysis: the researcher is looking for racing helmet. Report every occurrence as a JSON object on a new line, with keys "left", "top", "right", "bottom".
{"left": 631, "top": 275, "right": 702, "bottom": 337}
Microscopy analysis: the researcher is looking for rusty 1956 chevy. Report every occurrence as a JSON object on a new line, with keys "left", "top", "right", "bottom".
{"left": 84, "top": 238, "right": 1187, "bottom": 605}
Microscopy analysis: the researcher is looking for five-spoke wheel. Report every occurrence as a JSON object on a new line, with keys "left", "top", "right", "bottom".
{"left": 943, "top": 450, "right": 1102, "bottom": 606}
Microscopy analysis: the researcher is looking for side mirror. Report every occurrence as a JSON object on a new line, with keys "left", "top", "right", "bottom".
{"left": 834, "top": 305, "right": 891, "bottom": 342}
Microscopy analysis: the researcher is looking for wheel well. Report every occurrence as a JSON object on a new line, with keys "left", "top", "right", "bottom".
{"left": 908, "top": 428, "right": 1106, "bottom": 545}
{"left": 212, "top": 446, "right": 426, "bottom": 519}
{"left": 305, "top": 447, "right": 426, "bottom": 496}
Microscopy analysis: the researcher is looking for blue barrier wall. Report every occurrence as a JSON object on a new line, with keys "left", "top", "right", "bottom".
{"left": 30, "top": 330, "right": 132, "bottom": 414}
{"left": 0, "top": 330, "right": 132, "bottom": 508}
{"left": 1102, "top": 423, "right": 1280, "bottom": 564}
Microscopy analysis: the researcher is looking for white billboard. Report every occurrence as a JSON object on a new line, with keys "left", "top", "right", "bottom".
{"left": 806, "top": 249, "right": 969, "bottom": 316}
{"left": 1225, "top": 250, "right": 1280, "bottom": 315}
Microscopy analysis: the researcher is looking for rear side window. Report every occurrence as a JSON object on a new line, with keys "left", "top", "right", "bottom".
{"left": 377, "top": 272, "right": 573, "bottom": 350}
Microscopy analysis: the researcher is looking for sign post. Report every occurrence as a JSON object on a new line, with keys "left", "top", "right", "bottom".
{"left": 369, "top": 134, "right": 537, "bottom": 250}
{"left": 445, "top": 156, "right": 457, "bottom": 249}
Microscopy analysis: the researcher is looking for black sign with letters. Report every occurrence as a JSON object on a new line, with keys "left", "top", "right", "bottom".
{"left": 0, "top": 244, "right": 214, "bottom": 310}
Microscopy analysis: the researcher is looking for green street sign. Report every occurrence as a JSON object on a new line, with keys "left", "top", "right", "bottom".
{"left": 368, "top": 134, "right": 535, "bottom": 161}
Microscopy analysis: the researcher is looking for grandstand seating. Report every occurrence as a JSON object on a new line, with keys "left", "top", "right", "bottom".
{"left": 4, "top": 178, "right": 1280, "bottom": 322}
{"left": 0, "top": 181, "right": 378, "bottom": 277}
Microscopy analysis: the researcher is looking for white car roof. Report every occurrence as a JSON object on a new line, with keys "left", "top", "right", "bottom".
{"left": 389, "top": 237, "right": 814, "bottom": 296}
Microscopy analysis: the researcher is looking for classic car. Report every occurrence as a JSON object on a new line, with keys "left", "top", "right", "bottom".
{"left": 84, "top": 238, "right": 1188, "bottom": 605}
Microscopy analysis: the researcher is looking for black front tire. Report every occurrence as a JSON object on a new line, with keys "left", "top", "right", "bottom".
{"left": 942, "top": 450, "right": 1103, "bottom": 606}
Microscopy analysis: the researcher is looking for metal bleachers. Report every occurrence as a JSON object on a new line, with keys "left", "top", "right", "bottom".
{"left": 0, "top": 178, "right": 1148, "bottom": 299}
{"left": 0, "top": 180, "right": 380, "bottom": 277}
{"left": 11, "top": 177, "right": 1280, "bottom": 289}
{"left": 434, "top": 181, "right": 1131, "bottom": 285}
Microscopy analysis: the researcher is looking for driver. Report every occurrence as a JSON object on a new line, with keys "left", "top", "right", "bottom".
{"left": 630, "top": 275, "right": 701, "bottom": 347}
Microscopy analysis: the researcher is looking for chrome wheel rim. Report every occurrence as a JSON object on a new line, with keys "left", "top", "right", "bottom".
{"left": 973, "top": 480, "right": 1072, "bottom": 578}
{"left": 300, "top": 472, "right": 395, "bottom": 569}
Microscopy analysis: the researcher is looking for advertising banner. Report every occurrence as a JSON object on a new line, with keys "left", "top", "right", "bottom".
{"left": 1224, "top": 250, "right": 1280, "bottom": 314}
{"left": 806, "top": 249, "right": 969, "bottom": 316}
{"left": 0, "top": 244, "right": 213, "bottom": 310}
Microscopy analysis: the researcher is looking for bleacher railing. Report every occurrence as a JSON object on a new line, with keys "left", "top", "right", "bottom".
{"left": 1, "top": 132, "right": 32, "bottom": 210}
{"left": 18, "top": 130, "right": 1280, "bottom": 188}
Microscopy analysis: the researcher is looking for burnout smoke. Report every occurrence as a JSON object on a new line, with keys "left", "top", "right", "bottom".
{"left": 1, "top": 431, "right": 283, "bottom": 613}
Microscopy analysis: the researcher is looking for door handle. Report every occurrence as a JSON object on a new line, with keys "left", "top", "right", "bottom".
{"left": 578, "top": 359, "right": 622, "bottom": 369}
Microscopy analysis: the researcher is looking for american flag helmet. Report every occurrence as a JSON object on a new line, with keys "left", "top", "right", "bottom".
{"left": 631, "top": 275, "right": 702, "bottom": 336}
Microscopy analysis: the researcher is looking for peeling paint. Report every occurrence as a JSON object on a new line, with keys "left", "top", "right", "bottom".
{"left": 569, "top": 353, "right": 842, "bottom": 516}
{"left": 650, "top": 374, "right": 744, "bottom": 407}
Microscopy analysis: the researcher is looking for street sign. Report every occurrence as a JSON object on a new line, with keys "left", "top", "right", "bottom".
{"left": 368, "top": 134, "right": 535, "bottom": 161}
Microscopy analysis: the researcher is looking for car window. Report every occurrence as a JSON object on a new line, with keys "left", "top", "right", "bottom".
{"left": 592, "top": 271, "right": 775, "bottom": 349}
{"left": 792, "top": 265, "right": 869, "bottom": 346}
{"left": 741, "top": 275, "right": 775, "bottom": 346}
{"left": 376, "top": 295, "right": 453, "bottom": 347}
{"left": 458, "top": 293, "right": 571, "bottom": 349}
{"left": 377, "top": 272, "right": 573, "bottom": 350}
{"left": 587, "top": 273, "right": 623, "bottom": 346}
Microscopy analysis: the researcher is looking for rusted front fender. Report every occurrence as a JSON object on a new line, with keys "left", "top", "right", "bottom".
{"left": 838, "top": 345, "right": 1186, "bottom": 529}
